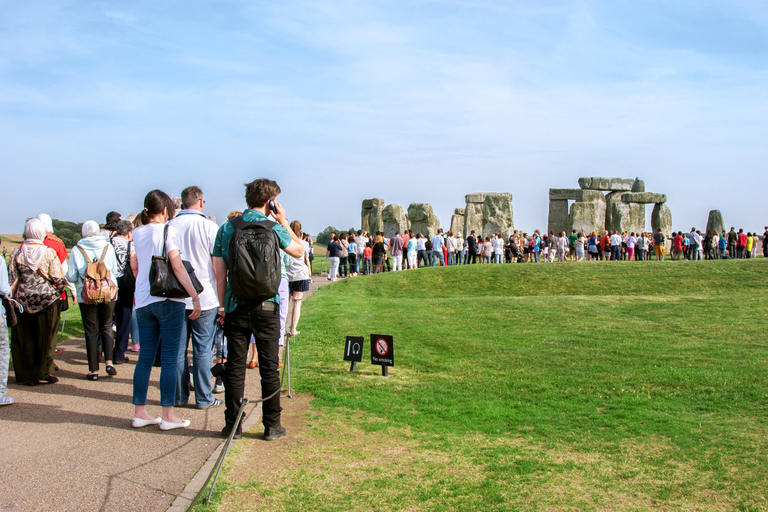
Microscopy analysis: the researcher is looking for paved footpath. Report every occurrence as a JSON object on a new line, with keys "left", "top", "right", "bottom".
{"left": 0, "top": 277, "right": 331, "bottom": 512}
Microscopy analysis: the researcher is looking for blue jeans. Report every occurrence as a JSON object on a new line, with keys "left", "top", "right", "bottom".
{"left": 448, "top": 252, "right": 456, "bottom": 265}
{"left": 130, "top": 313, "right": 140, "bottom": 346}
{"left": 417, "top": 250, "right": 429, "bottom": 268}
{"left": 133, "top": 300, "right": 185, "bottom": 407}
{"left": 176, "top": 307, "right": 218, "bottom": 407}
{"left": 495, "top": 253, "right": 503, "bottom": 264}
{"left": 432, "top": 250, "right": 443, "bottom": 266}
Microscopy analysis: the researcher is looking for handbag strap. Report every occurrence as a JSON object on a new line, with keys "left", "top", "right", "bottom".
{"left": 162, "top": 224, "right": 169, "bottom": 258}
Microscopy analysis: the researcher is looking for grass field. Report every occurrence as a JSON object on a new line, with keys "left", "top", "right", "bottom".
{"left": 196, "top": 259, "right": 768, "bottom": 511}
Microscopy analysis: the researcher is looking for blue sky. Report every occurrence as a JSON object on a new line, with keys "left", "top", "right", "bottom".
{"left": 1, "top": 0, "right": 766, "bottom": 235}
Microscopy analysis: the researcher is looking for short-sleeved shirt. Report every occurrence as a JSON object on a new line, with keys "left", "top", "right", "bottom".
{"left": 212, "top": 209, "right": 292, "bottom": 313}
{"left": 568, "top": 233, "right": 578, "bottom": 249}
{"left": 133, "top": 223, "right": 183, "bottom": 310}
{"left": 653, "top": 232, "right": 666, "bottom": 246}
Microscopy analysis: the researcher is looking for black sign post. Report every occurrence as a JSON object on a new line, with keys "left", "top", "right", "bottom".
{"left": 370, "top": 334, "right": 394, "bottom": 377}
{"left": 343, "top": 336, "right": 364, "bottom": 371}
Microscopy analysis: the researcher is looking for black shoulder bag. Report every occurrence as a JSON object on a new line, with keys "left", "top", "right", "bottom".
{"left": 149, "top": 225, "right": 204, "bottom": 299}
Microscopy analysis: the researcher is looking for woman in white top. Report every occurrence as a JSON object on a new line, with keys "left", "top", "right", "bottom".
{"left": 286, "top": 221, "right": 311, "bottom": 336}
{"left": 129, "top": 190, "right": 202, "bottom": 431}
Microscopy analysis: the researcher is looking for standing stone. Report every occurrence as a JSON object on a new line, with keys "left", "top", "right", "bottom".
{"left": 706, "top": 210, "right": 725, "bottom": 235}
{"left": 382, "top": 204, "right": 409, "bottom": 238}
{"left": 652, "top": 203, "right": 673, "bottom": 252}
{"left": 573, "top": 190, "right": 606, "bottom": 234}
{"left": 603, "top": 192, "right": 623, "bottom": 232}
{"left": 450, "top": 208, "right": 465, "bottom": 236}
{"left": 408, "top": 203, "right": 441, "bottom": 239}
{"left": 548, "top": 199, "right": 570, "bottom": 235}
{"left": 463, "top": 193, "right": 486, "bottom": 238}
{"left": 570, "top": 202, "right": 600, "bottom": 236}
{"left": 631, "top": 178, "right": 646, "bottom": 193}
{"left": 482, "top": 193, "right": 514, "bottom": 238}
{"left": 611, "top": 202, "right": 645, "bottom": 234}
{"left": 651, "top": 203, "right": 672, "bottom": 234}
{"left": 361, "top": 198, "right": 385, "bottom": 233}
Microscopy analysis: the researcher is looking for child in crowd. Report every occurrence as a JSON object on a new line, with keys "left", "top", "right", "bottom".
{"left": 363, "top": 243, "right": 373, "bottom": 275}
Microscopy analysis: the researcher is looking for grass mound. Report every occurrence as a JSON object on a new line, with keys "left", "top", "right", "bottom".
{"left": 207, "top": 260, "right": 768, "bottom": 511}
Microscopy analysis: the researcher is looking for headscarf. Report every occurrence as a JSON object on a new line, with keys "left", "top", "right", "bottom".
{"left": 81, "top": 220, "right": 100, "bottom": 238}
{"left": 21, "top": 218, "right": 48, "bottom": 272}
{"left": 36, "top": 213, "right": 54, "bottom": 234}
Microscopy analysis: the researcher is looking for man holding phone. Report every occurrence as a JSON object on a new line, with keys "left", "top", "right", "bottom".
{"left": 212, "top": 178, "right": 304, "bottom": 440}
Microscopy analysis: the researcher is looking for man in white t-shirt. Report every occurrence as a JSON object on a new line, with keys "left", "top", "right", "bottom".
{"left": 355, "top": 230, "right": 368, "bottom": 275}
{"left": 168, "top": 186, "right": 221, "bottom": 409}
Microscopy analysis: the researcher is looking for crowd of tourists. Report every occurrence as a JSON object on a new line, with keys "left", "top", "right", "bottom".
{"left": 0, "top": 179, "right": 308, "bottom": 443}
{"left": 319, "top": 226, "right": 765, "bottom": 277}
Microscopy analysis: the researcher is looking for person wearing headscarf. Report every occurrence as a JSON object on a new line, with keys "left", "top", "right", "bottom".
{"left": 67, "top": 221, "right": 120, "bottom": 380}
{"left": 8, "top": 219, "right": 67, "bottom": 386}
{"left": 36, "top": 213, "right": 75, "bottom": 362}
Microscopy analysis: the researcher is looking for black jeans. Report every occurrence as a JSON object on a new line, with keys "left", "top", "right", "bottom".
{"left": 223, "top": 302, "right": 282, "bottom": 429}
{"left": 113, "top": 275, "right": 134, "bottom": 361}
{"left": 79, "top": 301, "right": 116, "bottom": 372}
{"left": 339, "top": 256, "right": 348, "bottom": 276}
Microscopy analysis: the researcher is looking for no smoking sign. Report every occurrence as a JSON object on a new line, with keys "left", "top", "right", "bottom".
{"left": 370, "top": 334, "right": 394, "bottom": 368}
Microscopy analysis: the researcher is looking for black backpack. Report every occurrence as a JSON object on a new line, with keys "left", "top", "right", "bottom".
{"left": 227, "top": 216, "right": 281, "bottom": 302}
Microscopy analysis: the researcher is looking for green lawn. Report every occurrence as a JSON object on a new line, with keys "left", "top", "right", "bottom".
{"left": 197, "top": 259, "right": 768, "bottom": 511}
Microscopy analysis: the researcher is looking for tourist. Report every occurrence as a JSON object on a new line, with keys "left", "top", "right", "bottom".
{"left": 747, "top": 232, "right": 755, "bottom": 259}
{"left": 568, "top": 230, "right": 578, "bottom": 262}
{"left": 36, "top": 213, "right": 71, "bottom": 359}
{"left": 110, "top": 220, "right": 135, "bottom": 365}
{"left": 653, "top": 228, "right": 666, "bottom": 261}
{"left": 575, "top": 232, "right": 586, "bottom": 261}
{"left": 719, "top": 231, "right": 728, "bottom": 259}
{"left": 670, "top": 232, "right": 683, "bottom": 261}
{"left": 0, "top": 256, "right": 14, "bottom": 405}
{"left": 557, "top": 231, "right": 568, "bottom": 262}
{"left": 372, "top": 235, "right": 386, "bottom": 273}
{"left": 390, "top": 231, "right": 404, "bottom": 271}
{"left": 9, "top": 219, "right": 68, "bottom": 386}
{"left": 588, "top": 232, "right": 599, "bottom": 261}
{"left": 480, "top": 237, "right": 491, "bottom": 264}
{"left": 354, "top": 230, "right": 367, "bottom": 275}
{"left": 67, "top": 221, "right": 120, "bottom": 380}
{"left": 130, "top": 189, "right": 201, "bottom": 431}
{"left": 541, "top": 234, "right": 550, "bottom": 262}
{"left": 347, "top": 236, "right": 357, "bottom": 276}
{"left": 211, "top": 178, "right": 303, "bottom": 440}
{"left": 763, "top": 227, "right": 768, "bottom": 258}
{"left": 625, "top": 232, "right": 636, "bottom": 261}
{"left": 414, "top": 234, "right": 427, "bottom": 268}
{"left": 431, "top": 229, "right": 444, "bottom": 267}
{"left": 338, "top": 233, "right": 349, "bottom": 277}
{"left": 730, "top": 228, "right": 740, "bottom": 258}
{"left": 600, "top": 231, "right": 611, "bottom": 261}
{"left": 99, "top": 211, "right": 122, "bottom": 238}
{"left": 168, "top": 186, "right": 221, "bottom": 409}
{"left": 326, "top": 235, "right": 341, "bottom": 281}
{"left": 363, "top": 242, "right": 373, "bottom": 274}
{"left": 465, "top": 231, "right": 477, "bottom": 264}
{"left": 287, "top": 220, "right": 311, "bottom": 336}
{"left": 610, "top": 231, "right": 622, "bottom": 261}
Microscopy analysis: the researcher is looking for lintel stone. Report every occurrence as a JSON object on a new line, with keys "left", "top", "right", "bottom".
{"left": 620, "top": 192, "right": 667, "bottom": 204}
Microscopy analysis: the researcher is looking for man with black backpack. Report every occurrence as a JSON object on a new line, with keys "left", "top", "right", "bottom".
{"left": 212, "top": 178, "right": 305, "bottom": 441}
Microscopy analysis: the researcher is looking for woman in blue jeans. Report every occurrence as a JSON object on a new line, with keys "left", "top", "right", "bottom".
{"left": 129, "top": 190, "right": 202, "bottom": 431}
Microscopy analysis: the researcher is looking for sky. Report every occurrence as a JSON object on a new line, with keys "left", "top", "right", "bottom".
{"left": 1, "top": 0, "right": 766, "bottom": 235}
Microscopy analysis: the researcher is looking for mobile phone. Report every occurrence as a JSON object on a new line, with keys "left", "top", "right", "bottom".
{"left": 268, "top": 200, "right": 277, "bottom": 214}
